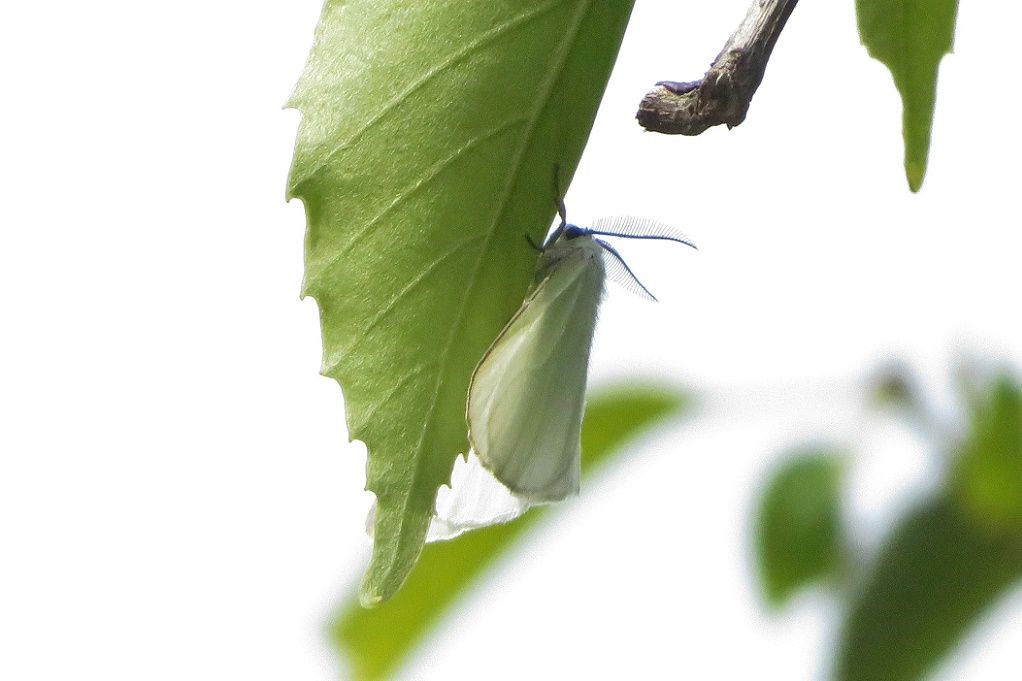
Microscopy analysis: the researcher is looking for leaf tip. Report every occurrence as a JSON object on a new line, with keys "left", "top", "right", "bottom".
{"left": 905, "top": 160, "right": 926, "bottom": 192}
{"left": 357, "top": 552, "right": 414, "bottom": 608}
{"left": 357, "top": 565, "right": 397, "bottom": 609}
{"left": 358, "top": 590, "right": 385, "bottom": 609}
{"left": 761, "top": 582, "right": 793, "bottom": 610}
{"left": 356, "top": 501, "right": 434, "bottom": 606}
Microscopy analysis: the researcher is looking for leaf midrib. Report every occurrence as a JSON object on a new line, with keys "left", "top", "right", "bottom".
{"left": 381, "top": 0, "right": 598, "bottom": 579}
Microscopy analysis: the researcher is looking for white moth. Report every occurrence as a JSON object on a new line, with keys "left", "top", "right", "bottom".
{"left": 368, "top": 198, "right": 695, "bottom": 543}
{"left": 440, "top": 197, "right": 695, "bottom": 533}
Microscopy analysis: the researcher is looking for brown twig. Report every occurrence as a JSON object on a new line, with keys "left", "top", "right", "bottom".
{"left": 636, "top": 0, "right": 800, "bottom": 135}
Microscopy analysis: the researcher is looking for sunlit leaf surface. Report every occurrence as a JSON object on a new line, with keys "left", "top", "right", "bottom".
{"left": 287, "top": 0, "right": 636, "bottom": 604}
{"left": 333, "top": 386, "right": 687, "bottom": 681}
{"left": 856, "top": 0, "right": 959, "bottom": 191}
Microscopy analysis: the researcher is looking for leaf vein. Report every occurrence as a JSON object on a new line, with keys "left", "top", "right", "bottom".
{"left": 290, "top": 0, "right": 571, "bottom": 191}
{"left": 390, "top": 0, "right": 595, "bottom": 536}
{"left": 348, "top": 363, "right": 438, "bottom": 437}
{"left": 304, "top": 116, "right": 530, "bottom": 294}
{"left": 324, "top": 233, "right": 484, "bottom": 372}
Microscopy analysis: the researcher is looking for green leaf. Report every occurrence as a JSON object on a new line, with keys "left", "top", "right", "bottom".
{"left": 287, "top": 0, "right": 636, "bottom": 604}
{"left": 856, "top": 0, "right": 959, "bottom": 191}
{"left": 954, "top": 376, "right": 1022, "bottom": 530}
{"left": 835, "top": 495, "right": 1022, "bottom": 681}
{"left": 755, "top": 448, "right": 846, "bottom": 607}
{"left": 332, "top": 385, "right": 688, "bottom": 681}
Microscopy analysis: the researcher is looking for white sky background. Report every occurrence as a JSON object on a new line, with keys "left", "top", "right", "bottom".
{"left": 1, "top": 1, "right": 1021, "bottom": 680}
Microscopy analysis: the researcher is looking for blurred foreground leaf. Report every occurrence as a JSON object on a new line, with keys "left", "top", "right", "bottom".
{"left": 837, "top": 376, "right": 1022, "bottom": 680}
{"left": 856, "top": 0, "right": 959, "bottom": 191}
{"left": 835, "top": 496, "right": 1022, "bottom": 681}
{"left": 333, "top": 385, "right": 687, "bottom": 681}
{"left": 833, "top": 374, "right": 1021, "bottom": 678}
{"left": 756, "top": 449, "right": 845, "bottom": 607}
{"left": 287, "top": 0, "right": 637, "bottom": 604}
{"left": 954, "top": 377, "right": 1022, "bottom": 529}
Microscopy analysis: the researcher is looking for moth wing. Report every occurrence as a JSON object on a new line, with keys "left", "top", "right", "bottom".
{"left": 467, "top": 244, "right": 605, "bottom": 502}
{"left": 365, "top": 452, "right": 532, "bottom": 542}
{"left": 425, "top": 450, "right": 534, "bottom": 541}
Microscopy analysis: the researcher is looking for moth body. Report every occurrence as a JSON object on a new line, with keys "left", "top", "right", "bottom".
{"left": 468, "top": 229, "right": 605, "bottom": 502}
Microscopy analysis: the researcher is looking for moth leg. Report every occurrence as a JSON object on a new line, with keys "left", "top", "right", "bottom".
{"left": 552, "top": 164, "right": 567, "bottom": 227}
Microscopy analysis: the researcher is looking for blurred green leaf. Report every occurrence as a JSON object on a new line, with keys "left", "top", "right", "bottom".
{"left": 756, "top": 449, "right": 846, "bottom": 607}
{"left": 287, "top": 0, "right": 637, "bottom": 604}
{"left": 856, "top": 0, "right": 959, "bottom": 191}
{"left": 333, "top": 385, "right": 688, "bottom": 681}
{"left": 954, "top": 376, "right": 1022, "bottom": 529}
{"left": 835, "top": 495, "right": 1022, "bottom": 681}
